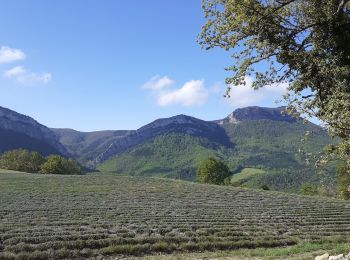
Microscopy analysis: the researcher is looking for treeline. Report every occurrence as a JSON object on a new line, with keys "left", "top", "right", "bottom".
{"left": 0, "top": 149, "right": 82, "bottom": 174}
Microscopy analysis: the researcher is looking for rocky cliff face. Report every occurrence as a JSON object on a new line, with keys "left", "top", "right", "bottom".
{"left": 0, "top": 106, "right": 67, "bottom": 155}
{"left": 215, "top": 106, "right": 296, "bottom": 124}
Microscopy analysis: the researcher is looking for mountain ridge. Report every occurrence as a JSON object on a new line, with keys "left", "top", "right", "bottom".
{"left": 0, "top": 106, "right": 68, "bottom": 156}
{"left": 92, "top": 114, "right": 233, "bottom": 166}
{"left": 215, "top": 106, "right": 297, "bottom": 124}
{"left": 0, "top": 105, "right": 324, "bottom": 165}
{"left": 50, "top": 106, "right": 308, "bottom": 166}
{"left": 0, "top": 105, "right": 333, "bottom": 192}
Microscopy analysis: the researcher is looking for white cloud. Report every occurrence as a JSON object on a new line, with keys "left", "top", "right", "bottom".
{"left": 210, "top": 82, "right": 223, "bottom": 94}
{"left": 143, "top": 76, "right": 209, "bottom": 106}
{"left": 157, "top": 80, "right": 208, "bottom": 106}
{"left": 142, "top": 75, "right": 174, "bottom": 89}
{"left": 226, "top": 76, "right": 288, "bottom": 107}
{"left": 4, "top": 66, "right": 26, "bottom": 77}
{"left": 0, "top": 46, "right": 26, "bottom": 63}
{"left": 4, "top": 66, "right": 52, "bottom": 85}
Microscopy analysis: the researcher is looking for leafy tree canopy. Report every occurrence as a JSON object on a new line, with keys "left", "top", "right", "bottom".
{"left": 199, "top": 0, "right": 350, "bottom": 179}
{"left": 0, "top": 149, "right": 82, "bottom": 175}
{"left": 39, "top": 155, "right": 82, "bottom": 175}
{"left": 0, "top": 149, "right": 45, "bottom": 173}
{"left": 197, "top": 157, "right": 231, "bottom": 184}
{"left": 337, "top": 163, "right": 350, "bottom": 199}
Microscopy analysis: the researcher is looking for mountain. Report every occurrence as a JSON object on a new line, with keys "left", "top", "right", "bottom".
{"left": 93, "top": 115, "right": 232, "bottom": 166}
{"left": 51, "top": 128, "right": 132, "bottom": 164}
{"left": 97, "top": 107, "right": 334, "bottom": 191}
{"left": 0, "top": 106, "right": 67, "bottom": 156}
{"left": 0, "top": 105, "right": 335, "bottom": 192}
{"left": 98, "top": 132, "right": 228, "bottom": 179}
{"left": 215, "top": 106, "right": 297, "bottom": 124}
{"left": 52, "top": 115, "right": 232, "bottom": 167}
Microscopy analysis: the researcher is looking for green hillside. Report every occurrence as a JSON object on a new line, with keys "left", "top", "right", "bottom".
{"left": 222, "top": 120, "right": 329, "bottom": 167}
{"left": 98, "top": 133, "right": 222, "bottom": 179}
{"left": 1, "top": 170, "right": 350, "bottom": 259}
{"left": 230, "top": 168, "right": 266, "bottom": 183}
{"left": 0, "top": 105, "right": 332, "bottom": 193}
{"left": 51, "top": 128, "right": 131, "bottom": 164}
{"left": 98, "top": 120, "right": 334, "bottom": 192}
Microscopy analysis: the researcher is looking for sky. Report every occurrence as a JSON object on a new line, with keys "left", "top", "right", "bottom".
{"left": 0, "top": 1, "right": 287, "bottom": 131}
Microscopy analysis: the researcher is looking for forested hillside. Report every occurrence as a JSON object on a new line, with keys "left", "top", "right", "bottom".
{"left": 0, "top": 105, "right": 335, "bottom": 192}
{"left": 51, "top": 128, "right": 131, "bottom": 164}
{"left": 99, "top": 111, "right": 334, "bottom": 192}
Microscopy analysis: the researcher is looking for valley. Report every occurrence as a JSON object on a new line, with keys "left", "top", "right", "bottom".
{"left": 0, "top": 106, "right": 335, "bottom": 193}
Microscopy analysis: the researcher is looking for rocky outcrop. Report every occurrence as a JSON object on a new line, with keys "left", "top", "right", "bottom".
{"left": 315, "top": 253, "right": 330, "bottom": 260}
{"left": 315, "top": 253, "right": 350, "bottom": 260}
{"left": 215, "top": 106, "right": 296, "bottom": 125}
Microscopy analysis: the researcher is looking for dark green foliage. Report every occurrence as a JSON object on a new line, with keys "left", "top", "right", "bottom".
{"left": 39, "top": 155, "right": 82, "bottom": 175}
{"left": 299, "top": 183, "right": 319, "bottom": 196}
{"left": 336, "top": 163, "right": 350, "bottom": 199}
{"left": 199, "top": 0, "right": 350, "bottom": 184}
{"left": 0, "top": 149, "right": 82, "bottom": 175}
{"left": 99, "top": 119, "right": 334, "bottom": 193}
{"left": 0, "top": 149, "right": 45, "bottom": 173}
{"left": 98, "top": 133, "right": 220, "bottom": 180}
{"left": 261, "top": 185, "right": 270, "bottom": 191}
{"left": 196, "top": 157, "right": 231, "bottom": 185}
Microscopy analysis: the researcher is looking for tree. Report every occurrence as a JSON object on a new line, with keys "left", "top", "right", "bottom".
{"left": 198, "top": 0, "right": 350, "bottom": 187}
{"left": 39, "top": 155, "right": 82, "bottom": 175}
{"left": 197, "top": 157, "right": 231, "bottom": 185}
{"left": 0, "top": 149, "right": 45, "bottom": 173}
{"left": 28, "top": 151, "right": 46, "bottom": 173}
{"left": 62, "top": 158, "right": 82, "bottom": 175}
{"left": 39, "top": 155, "right": 64, "bottom": 174}
{"left": 336, "top": 163, "right": 350, "bottom": 199}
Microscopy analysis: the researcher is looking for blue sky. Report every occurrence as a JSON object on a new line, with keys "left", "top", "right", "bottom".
{"left": 0, "top": 1, "right": 287, "bottom": 131}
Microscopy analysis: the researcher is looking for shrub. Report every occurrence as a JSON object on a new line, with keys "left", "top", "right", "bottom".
{"left": 39, "top": 155, "right": 82, "bottom": 175}
{"left": 260, "top": 185, "right": 270, "bottom": 191}
{"left": 196, "top": 157, "right": 231, "bottom": 185}
{"left": 299, "top": 183, "right": 318, "bottom": 196}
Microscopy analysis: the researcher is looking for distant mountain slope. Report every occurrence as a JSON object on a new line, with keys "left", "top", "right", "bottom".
{"left": 0, "top": 106, "right": 67, "bottom": 156}
{"left": 220, "top": 118, "right": 334, "bottom": 191}
{"left": 51, "top": 128, "right": 131, "bottom": 164}
{"left": 0, "top": 129, "right": 63, "bottom": 156}
{"left": 93, "top": 114, "right": 232, "bottom": 166}
{"left": 98, "top": 107, "right": 333, "bottom": 191}
{"left": 98, "top": 133, "right": 225, "bottom": 179}
{"left": 0, "top": 105, "right": 335, "bottom": 192}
